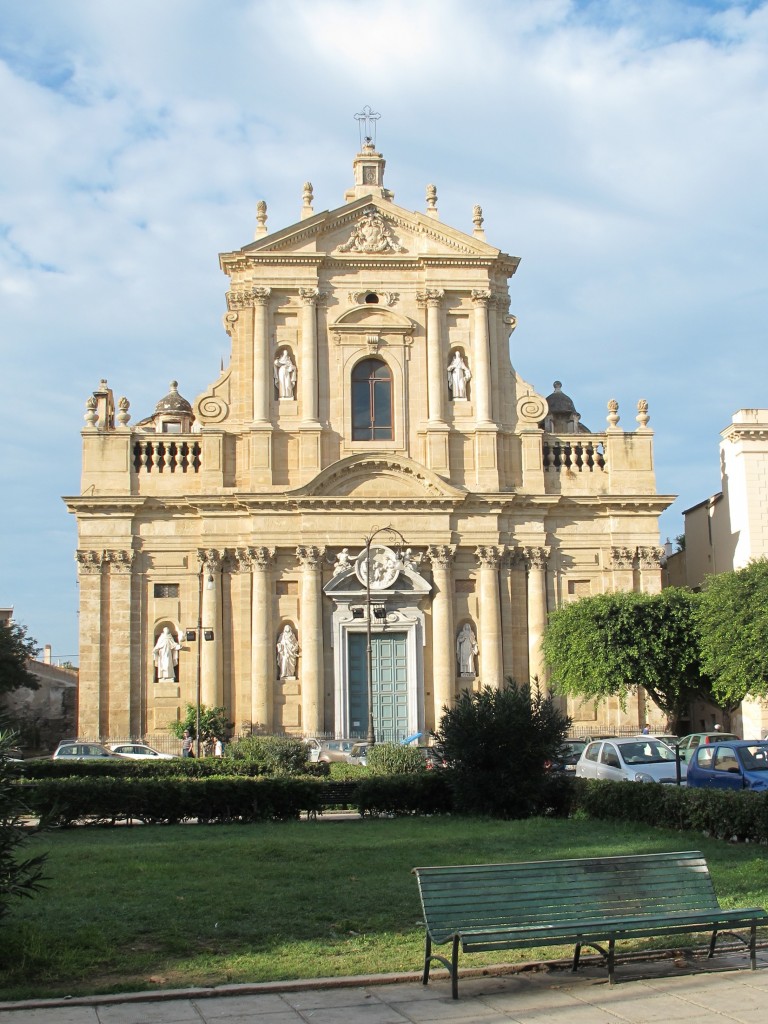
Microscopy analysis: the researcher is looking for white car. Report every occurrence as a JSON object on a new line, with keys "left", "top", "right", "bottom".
{"left": 576, "top": 737, "right": 686, "bottom": 784}
{"left": 107, "top": 742, "right": 178, "bottom": 760}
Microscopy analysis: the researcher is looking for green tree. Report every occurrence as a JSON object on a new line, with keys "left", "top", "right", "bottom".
{"left": 0, "top": 727, "right": 46, "bottom": 921}
{"left": 168, "top": 703, "right": 234, "bottom": 754}
{"left": 542, "top": 588, "right": 715, "bottom": 725}
{"left": 0, "top": 621, "right": 39, "bottom": 695}
{"left": 697, "top": 558, "right": 768, "bottom": 706}
{"left": 226, "top": 734, "right": 309, "bottom": 774}
{"left": 434, "top": 682, "right": 570, "bottom": 818}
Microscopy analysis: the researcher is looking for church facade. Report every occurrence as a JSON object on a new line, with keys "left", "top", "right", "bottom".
{"left": 66, "top": 140, "right": 673, "bottom": 742}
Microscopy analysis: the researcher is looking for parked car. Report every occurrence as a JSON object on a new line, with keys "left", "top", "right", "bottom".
{"left": 52, "top": 742, "right": 127, "bottom": 760}
{"left": 686, "top": 740, "right": 768, "bottom": 791}
{"left": 346, "top": 742, "right": 368, "bottom": 766}
{"left": 306, "top": 738, "right": 358, "bottom": 763}
{"left": 107, "top": 743, "right": 178, "bottom": 760}
{"left": 676, "top": 731, "right": 740, "bottom": 763}
{"left": 576, "top": 737, "right": 685, "bottom": 784}
{"left": 545, "top": 739, "right": 587, "bottom": 774}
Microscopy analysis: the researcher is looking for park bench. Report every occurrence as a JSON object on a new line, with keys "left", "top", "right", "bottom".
{"left": 412, "top": 851, "right": 767, "bottom": 998}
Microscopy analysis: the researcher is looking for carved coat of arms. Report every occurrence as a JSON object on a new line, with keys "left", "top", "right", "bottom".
{"left": 337, "top": 210, "right": 406, "bottom": 254}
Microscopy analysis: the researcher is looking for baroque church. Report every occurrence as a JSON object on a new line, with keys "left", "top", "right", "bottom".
{"left": 66, "top": 130, "right": 673, "bottom": 743}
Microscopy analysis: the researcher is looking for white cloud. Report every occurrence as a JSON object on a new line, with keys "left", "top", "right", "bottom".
{"left": 1, "top": 0, "right": 768, "bottom": 651}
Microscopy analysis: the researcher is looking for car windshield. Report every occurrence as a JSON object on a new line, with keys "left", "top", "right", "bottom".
{"left": 738, "top": 745, "right": 768, "bottom": 771}
{"left": 619, "top": 740, "right": 676, "bottom": 765}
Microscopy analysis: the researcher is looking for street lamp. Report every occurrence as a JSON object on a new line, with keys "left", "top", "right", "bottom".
{"left": 362, "top": 525, "right": 406, "bottom": 747}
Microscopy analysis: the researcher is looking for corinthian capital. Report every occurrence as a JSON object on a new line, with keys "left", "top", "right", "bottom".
{"left": 417, "top": 288, "right": 445, "bottom": 308}
{"left": 474, "top": 545, "right": 502, "bottom": 569}
{"left": 104, "top": 549, "right": 134, "bottom": 574}
{"left": 75, "top": 549, "right": 104, "bottom": 575}
{"left": 252, "top": 286, "right": 272, "bottom": 306}
{"left": 471, "top": 288, "right": 491, "bottom": 306}
{"left": 198, "top": 548, "right": 223, "bottom": 574}
{"left": 611, "top": 547, "right": 635, "bottom": 570}
{"left": 637, "top": 546, "right": 664, "bottom": 570}
{"left": 523, "top": 546, "right": 549, "bottom": 570}
{"left": 427, "top": 544, "right": 455, "bottom": 569}
{"left": 296, "top": 545, "right": 325, "bottom": 570}
{"left": 299, "top": 287, "right": 320, "bottom": 305}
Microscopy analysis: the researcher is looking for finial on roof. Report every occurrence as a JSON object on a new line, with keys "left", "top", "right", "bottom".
{"left": 345, "top": 108, "right": 393, "bottom": 203}
{"left": 426, "top": 184, "right": 438, "bottom": 219}
{"left": 301, "top": 181, "right": 314, "bottom": 220}
{"left": 255, "top": 199, "right": 268, "bottom": 238}
{"left": 354, "top": 104, "right": 381, "bottom": 147}
{"left": 473, "top": 204, "right": 485, "bottom": 239}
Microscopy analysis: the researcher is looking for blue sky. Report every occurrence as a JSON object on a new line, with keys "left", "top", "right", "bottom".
{"left": 1, "top": 0, "right": 767, "bottom": 661}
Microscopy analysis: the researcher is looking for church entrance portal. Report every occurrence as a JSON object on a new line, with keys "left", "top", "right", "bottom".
{"left": 347, "top": 632, "right": 408, "bottom": 741}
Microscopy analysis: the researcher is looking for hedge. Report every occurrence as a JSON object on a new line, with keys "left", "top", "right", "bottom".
{"left": 19, "top": 758, "right": 329, "bottom": 781}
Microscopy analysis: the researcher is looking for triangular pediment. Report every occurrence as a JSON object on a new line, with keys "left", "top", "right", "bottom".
{"left": 228, "top": 196, "right": 505, "bottom": 261}
{"left": 288, "top": 453, "right": 466, "bottom": 500}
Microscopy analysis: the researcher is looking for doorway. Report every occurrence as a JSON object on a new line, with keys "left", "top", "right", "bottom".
{"left": 347, "top": 632, "right": 408, "bottom": 741}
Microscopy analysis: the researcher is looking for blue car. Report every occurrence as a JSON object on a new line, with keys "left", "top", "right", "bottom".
{"left": 686, "top": 740, "right": 768, "bottom": 791}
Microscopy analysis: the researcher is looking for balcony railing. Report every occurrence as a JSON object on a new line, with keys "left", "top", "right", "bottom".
{"left": 132, "top": 438, "right": 202, "bottom": 474}
{"left": 543, "top": 435, "right": 606, "bottom": 472}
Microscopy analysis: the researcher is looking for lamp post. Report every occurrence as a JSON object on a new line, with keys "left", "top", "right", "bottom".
{"left": 362, "top": 525, "right": 406, "bottom": 747}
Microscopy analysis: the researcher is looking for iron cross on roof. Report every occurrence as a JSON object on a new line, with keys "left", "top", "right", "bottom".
{"left": 354, "top": 105, "right": 381, "bottom": 147}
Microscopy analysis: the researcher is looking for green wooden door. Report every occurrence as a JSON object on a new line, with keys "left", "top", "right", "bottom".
{"left": 348, "top": 632, "right": 409, "bottom": 742}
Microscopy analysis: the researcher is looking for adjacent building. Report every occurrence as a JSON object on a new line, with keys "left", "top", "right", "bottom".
{"left": 65, "top": 139, "right": 673, "bottom": 742}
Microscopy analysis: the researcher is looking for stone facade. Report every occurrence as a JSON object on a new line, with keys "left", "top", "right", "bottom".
{"left": 65, "top": 143, "right": 672, "bottom": 741}
{"left": 664, "top": 409, "right": 768, "bottom": 737}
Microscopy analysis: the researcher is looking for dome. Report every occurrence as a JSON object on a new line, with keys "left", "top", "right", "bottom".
{"left": 540, "top": 381, "right": 590, "bottom": 433}
{"left": 546, "top": 381, "right": 578, "bottom": 415}
{"left": 154, "top": 381, "right": 192, "bottom": 415}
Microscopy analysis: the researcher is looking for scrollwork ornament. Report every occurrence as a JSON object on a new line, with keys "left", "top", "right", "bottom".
{"left": 196, "top": 395, "right": 228, "bottom": 423}
{"left": 516, "top": 393, "right": 548, "bottom": 425}
{"left": 336, "top": 209, "right": 406, "bottom": 254}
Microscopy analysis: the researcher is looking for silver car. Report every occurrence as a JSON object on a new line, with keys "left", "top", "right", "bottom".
{"left": 576, "top": 737, "right": 685, "bottom": 783}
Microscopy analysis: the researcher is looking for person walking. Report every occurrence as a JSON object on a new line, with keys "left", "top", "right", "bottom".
{"left": 181, "top": 730, "right": 194, "bottom": 757}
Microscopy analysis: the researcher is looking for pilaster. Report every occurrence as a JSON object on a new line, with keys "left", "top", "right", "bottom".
{"left": 524, "top": 546, "right": 550, "bottom": 694}
{"left": 76, "top": 550, "right": 106, "bottom": 738}
{"left": 199, "top": 549, "right": 223, "bottom": 708}
{"left": 475, "top": 546, "right": 503, "bottom": 688}
{"left": 427, "top": 545, "right": 456, "bottom": 729}
{"left": 251, "top": 546, "right": 276, "bottom": 731}
{"left": 104, "top": 549, "right": 135, "bottom": 737}
{"left": 297, "top": 545, "right": 325, "bottom": 735}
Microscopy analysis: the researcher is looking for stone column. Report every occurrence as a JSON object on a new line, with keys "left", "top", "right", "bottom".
{"left": 231, "top": 548, "right": 254, "bottom": 731}
{"left": 471, "top": 289, "right": 492, "bottom": 424}
{"left": 638, "top": 547, "right": 664, "bottom": 595}
{"left": 525, "top": 546, "right": 550, "bottom": 694}
{"left": 76, "top": 550, "right": 106, "bottom": 738}
{"left": 104, "top": 550, "right": 135, "bottom": 737}
{"left": 299, "top": 288, "right": 319, "bottom": 423}
{"left": 251, "top": 546, "right": 275, "bottom": 731}
{"left": 252, "top": 287, "right": 271, "bottom": 423}
{"left": 427, "top": 545, "right": 455, "bottom": 730}
{"left": 297, "top": 545, "right": 325, "bottom": 735}
{"left": 422, "top": 289, "right": 445, "bottom": 424}
{"left": 475, "top": 546, "right": 503, "bottom": 688}
{"left": 200, "top": 549, "right": 223, "bottom": 707}
{"left": 499, "top": 550, "right": 514, "bottom": 681}
{"left": 509, "top": 548, "right": 530, "bottom": 684}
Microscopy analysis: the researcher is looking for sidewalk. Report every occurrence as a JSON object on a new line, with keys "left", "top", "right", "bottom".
{"left": 1, "top": 949, "right": 767, "bottom": 1024}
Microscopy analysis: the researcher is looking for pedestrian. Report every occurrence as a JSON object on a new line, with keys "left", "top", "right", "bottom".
{"left": 182, "top": 730, "right": 194, "bottom": 757}
{"left": 641, "top": 725, "right": 650, "bottom": 735}
{"left": 213, "top": 736, "right": 224, "bottom": 757}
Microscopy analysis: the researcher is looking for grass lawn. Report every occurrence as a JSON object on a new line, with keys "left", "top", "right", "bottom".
{"left": 2, "top": 814, "right": 768, "bottom": 1000}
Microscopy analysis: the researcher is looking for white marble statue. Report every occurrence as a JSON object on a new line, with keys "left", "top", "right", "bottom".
{"left": 447, "top": 351, "right": 471, "bottom": 400}
{"left": 400, "top": 548, "right": 422, "bottom": 571}
{"left": 153, "top": 626, "right": 181, "bottom": 682}
{"left": 273, "top": 349, "right": 297, "bottom": 400}
{"left": 456, "top": 623, "right": 478, "bottom": 677}
{"left": 276, "top": 624, "right": 299, "bottom": 679}
{"left": 333, "top": 548, "right": 354, "bottom": 575}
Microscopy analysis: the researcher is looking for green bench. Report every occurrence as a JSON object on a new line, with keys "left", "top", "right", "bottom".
{"left": 412, "top": 851, "right": 767, "bottom": 999}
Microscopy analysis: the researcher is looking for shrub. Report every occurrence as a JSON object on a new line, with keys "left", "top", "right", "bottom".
{"left": 435, "top": 681, "right": 570, "bottom": 818}
{"left": 366, "top": 742, "right": 425, "bottom": 775}
{"left": 0, "top": 728, "right": 47, "bottom": 919}
{"left": 226, "top": 735, "right": 310, "bottom": 775}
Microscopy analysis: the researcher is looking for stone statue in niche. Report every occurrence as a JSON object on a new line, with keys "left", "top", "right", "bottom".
{"left": 447, "top": 351, "right": 471, "bottom": 400}
{"left": 153, "top": 626, "right": 181, "bottom": 682}
{"left": 456, "top": 623, "right": 478, "bottom": 677}
{"left": 276, "top": 624, "right": 299, "bottom": 679}
{"left": 273, "top": 349, "right": 297, "bottom": 400}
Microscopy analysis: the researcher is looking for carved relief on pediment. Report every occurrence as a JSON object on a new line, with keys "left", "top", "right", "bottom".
{"left": 336, "top": 208, "right": 406, "bottom": 254}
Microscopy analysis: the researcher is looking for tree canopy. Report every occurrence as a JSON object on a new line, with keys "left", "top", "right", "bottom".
{"left": 0, "top": 621, "right": 40, "bottom": 696}
{"left": 542, "top": 588, "right": 716, "bottom": 723}
{"left": 697, "top": 558, "right": 768, "bottom": 706}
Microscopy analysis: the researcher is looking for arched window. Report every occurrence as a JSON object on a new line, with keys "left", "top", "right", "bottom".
{"left": 351, "top": 358, "right": 393, "bottom": 440}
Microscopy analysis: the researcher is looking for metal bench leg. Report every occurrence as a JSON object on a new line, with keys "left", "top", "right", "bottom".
{"left": 607, "top": 939, "right": 616, "bottom": 984}
{"left": 750, "top": 924, "right": 757, "bottom": 970}
{"left": 708, "top": 928, "right": 718, "bottom": 959}
{"left": 573, "top": 943, "right": 582, "bottom": 973}
{"left": 422, "top": 933, "right": 431, "bottom": 985}
{"left": 452, "top": 935, "right": 460, "bottom": 1000}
